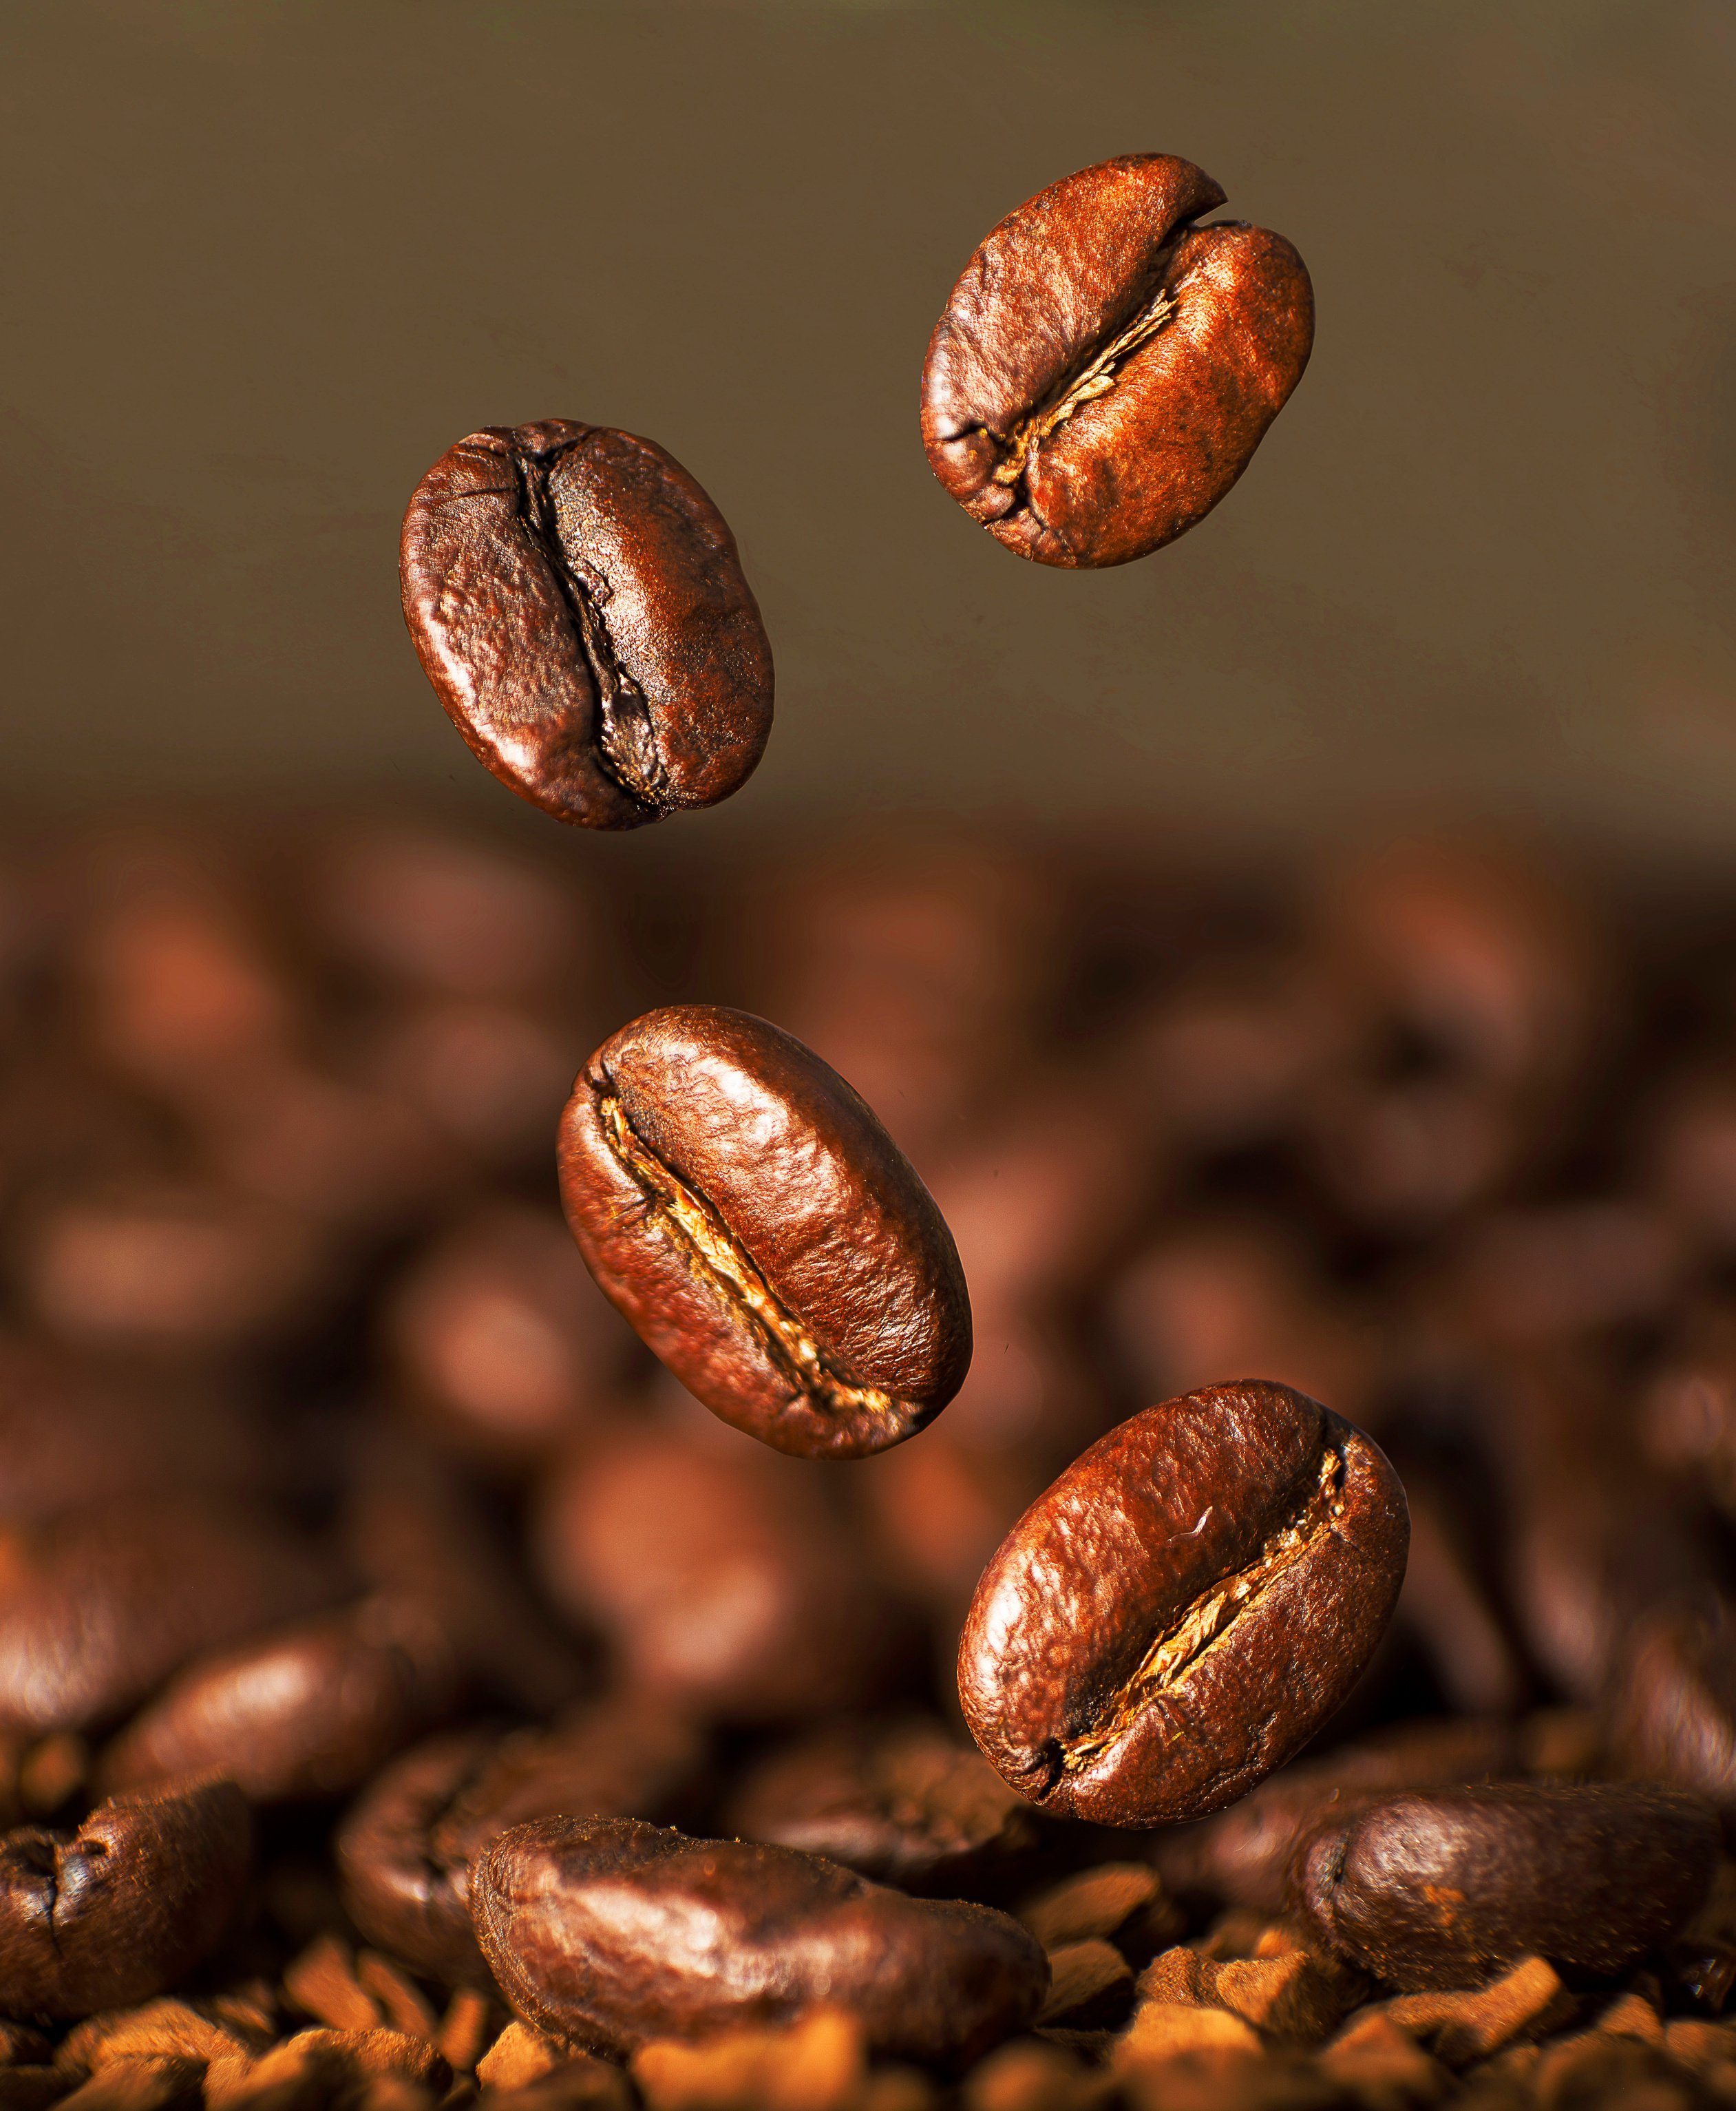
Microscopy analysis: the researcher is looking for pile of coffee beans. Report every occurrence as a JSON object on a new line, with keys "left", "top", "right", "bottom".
{"left": 3, "top": 810, "right": 1736, "bottom": 2109}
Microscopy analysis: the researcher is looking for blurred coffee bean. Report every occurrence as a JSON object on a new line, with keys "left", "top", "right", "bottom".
{"left": 471, "top": 1816, "right": 1048, "bottom": 2061}
{"left": 1432, "top": 1203, "right": 1685, "bottom": 1352}
{"left": 98, "top": 1595, "right": 458, "bottom": 1803}
{"left": 1644, "top": 1064, "right": 1736, "bottom": 1256}
{"left": 532, "top": 1422, "right": 889, "bottom": 1723}
{"left": 560, "top": 1005, "right": 971, "bottom": 1458}
{"left": 1107, "top": 1221, "right": 1382, "bottom": 1430}
{"left": 725, "top": 1718, "right": 1039, "bottom": 1894}
{"left": 958, "top": 1383, "right": 1409, "bottom": 1825}
{"left": 342, "top": 1436, "right": 586, "bottom": 1717}
{"left": 17, "top": 1179, "right": 334, "bottom": 1356}
{"left": 1607, "top": 1597, "right": 1736, "bottom": 1822}
{"left": 1394, "top": 1478, "right": 1529, "bottom": 1719}
{"left": 306, "top": 824, "right": 586, "bottom": 1002}
{"left": 382, "top": 1204, "right": 635, "bottom": 1465}
{"left": 1642, "top": 1306, "right": 1736, "bottom": 1518}
{"left": 401, "top": 421, "right": 774, "bottom": 828}
{"left": 1298, "top": 1784, "right": 1717, "bottom": 1991}
{"left": 360, "top": 997, "right": 573, "bottom": 1166}
{"left": 0, "top": 1334, "right": 258, "bottom": 1523}
{"left": 1150, "top": 1716, "right": 1522, "bottom": 1915}
{"left": 921, "top": 154, "right": 1313, "bottom": 567}
{"left": 0, "top": 1780, "right": 251, "bottom": 2022}
{"left": 338, "top": 1694, "right": 702, "bottom": 1986}
{"left": 0, "top": 1499, "right": 330, "bottom": 1736}
{"left": 853, "top": 1425, "right": 1052, "bottom": 1621}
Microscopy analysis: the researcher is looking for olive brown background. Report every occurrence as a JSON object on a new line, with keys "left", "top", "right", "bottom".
{"left": 2, "top": 0, "right": 1732, "bottom": 870}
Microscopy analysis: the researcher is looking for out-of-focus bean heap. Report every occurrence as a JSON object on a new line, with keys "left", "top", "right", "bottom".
{"left": 6, "top": 811, "right": 1736, "bottom": 2111}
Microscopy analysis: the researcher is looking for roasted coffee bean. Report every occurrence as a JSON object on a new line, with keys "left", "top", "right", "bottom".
{"left": 1607, "top": 1595, "right": 1736, "bottom": 1820}
{"left": 470, "top": 1816, "right": 1048, "bottom": 2063}
{"left": 1298, "top": 1784, "right": 1718, "bottom": 1991}
{"left": 1150, "top": 1716, "right": 1521, "bottom": 1915}
{"left": 0, "top": 1781, "right": 250, "bottom": 2022}
{"left": 725, "top": 1717, "right": 1039, "bottom": 1894}
{"left": 97, "top": 1596, "right": 458, "bottom": 1804}
{"left": 957, "top": 1382, "right": 1408, "bottom": 1827}
{"left": 920, "top": 155, "right": 1312, "bottom": 568}
{"left": 337, "top": 1695, "right": 702, "bottom": 1986}
{"left": 558, "top": 1006, "right": 971, "bottom": 1456}
{"left": 400, "top": 421, "right": 773, "bottom": 829}
{"left": 532, "top": 1422, "right": 888, "bottom": 1721}
{"left": 0, "top": 1500, "right": 330, "bottom": 1736}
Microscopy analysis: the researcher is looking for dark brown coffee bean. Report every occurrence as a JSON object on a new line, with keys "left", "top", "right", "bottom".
{"left": 470, "top": 1816, "right": 1048, "bottom": 2063}
{"left": 558, "top": 1006, "right": 971, "bottom": 1457}
{"left": 921, "top": 155, "right": 1312, "bottom": 568}
{"left": 725, "top": 1717, "right": 1039, "bottom": 1894}
{"left": 0, "top": 1781, "right": 250, "bottom": 2022}
{"left": 96, "top": 1595, "right": 458, "bottom": 1804}
{"left": 957, "top": 1381, "right": 1408, "bottom": 1827}
{"left": 1150, "top": 1716, "right": 1521, "bottom": 1916}
{"left": 400, "top": 421, "right": 772, "bottom": 829}
{"left": 531, "top": 1423, "right": 889, "bottom": 1722}
{"left": 337, "top": 1695, "right": 701, "bottom": 1986}
{"left": 0, "top": 1500, "right": 330, "bottom": 1736}
{"left": 1607, "top": 1595, "right": 1736, "bottom": 1821}
{"left": 1298, "top": 1784, "right": 1717, "bottom": 1991}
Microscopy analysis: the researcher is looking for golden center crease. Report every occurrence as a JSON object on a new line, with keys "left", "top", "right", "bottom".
{"left": 598, "top": 1093, "right": 898, "bottom": 1423}
{"left": 1061, "top": 1442, "right": 1347, "bottom": 1774}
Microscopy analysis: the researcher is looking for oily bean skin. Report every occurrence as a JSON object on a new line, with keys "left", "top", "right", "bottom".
{"left": 470, "top": 1816, "right": 1049, "bottom": 2065}
{"left": 0, "top": 1781, "right": 251, "bottom": 2023}
{"left": 957, "top": 1381, "right": 1409, "bottom": 1827}
{"left": 401, "top": 421, "right": 773, "bottom": 830}
{"left": 558, "top": 1006, "right": 972, "bottom": 1458}
{"left": 336, "top": 1697, "right": 703, "bottom": 1986}
{"left": 922, "top": 155, "right": 1313, "bottom": 568}
{"left": 1298, "top": 1784, "right": 1719, "bottom": 1991}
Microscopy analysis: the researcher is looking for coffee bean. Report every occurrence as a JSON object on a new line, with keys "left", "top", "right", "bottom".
{"left": 0, "top": 1500, "right": 330, "bottom": 1736}
{"left": 921, "top": 155, "right": 1312, "bottom": 568}
{"left": 96, "top": 1595, "right": 458, "bottom": 1803}
{"left": 531, "top": 1424, "right": 891, "bottom": 1721}
{"left": 337, "top": 1696, "right": 702, "bottom": 1986}
{"left": 957, "top": 1381, "right": 1408, "bottom": 1827}
{"left": 1298, "top": 1784, "right": 1718, "bottom": 1991}
{"left": 1607, "top": 1595, "right": 1736, "bottom": 1820}
{"left": 401, "top": 421, "right": 772, "bottom": 829}
{"left": 0, "top": 1781, "right": 251, "bottom": 2022}
{"left": 558, "top": 1006, "right": 971, "bottom": 1456}
{"left": 724, "top": 1717, "right": 1039, "bottom": 1894}
{"left": 470, "top": 1816, "right": 1048, "bottom": 2063}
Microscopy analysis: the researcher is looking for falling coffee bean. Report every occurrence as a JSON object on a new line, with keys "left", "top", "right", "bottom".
{"left": 0, "top": 1780, "right": 251, "bottom": 2022}
{"left": 401, "top": 421, "right": 773, "bottom": 829}
{"left": 957, "top": 1381, "right": 1408, "bottom": 1827}
{"left": 470, "top": 1816, "right": 1048, "bottom": 2063}
{"left": 1298, "top": 1783, "right": 1718, "bottom": 1991}
{"left": 558, "top": 1005, "right": 971, "bottom": 1456}
{"left": 922, "top": 154, "right": 1313, "bottom": 567}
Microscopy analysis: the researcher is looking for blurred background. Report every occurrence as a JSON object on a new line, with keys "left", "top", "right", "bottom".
{"left": 2, "top": 0, "right": 1734, "bottom": 868}
{"left": 3, "top": 0, "right": 1736, "bottom": 2032}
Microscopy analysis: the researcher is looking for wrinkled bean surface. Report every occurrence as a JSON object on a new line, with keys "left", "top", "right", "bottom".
{"left": 559, "top": 1005, "right": 971, "bottom": 1456}
{"left": 957, "top": 1381, "right": 1409, "bottom": 1825}
{"left": 1299, "top": 1783, "right": 1718, "bottom": 1990}
{"left": 471, "top": 1816, "right": 1048, "bottom": 2063}
{"left": 401, "top": 422, "right": 772, "bottom": 829}
{"left": 922, "top": 154, "right": 1313, "bottom": 567}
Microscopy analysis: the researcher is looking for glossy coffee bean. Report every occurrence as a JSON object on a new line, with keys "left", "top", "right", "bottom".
{"left": 337, "top": 1696, "right": 702, "bottom": 1986}
{"left": 957, "top": 1382, "right": 1408, "bottom": 1827}
{"left": 921, "top": 155, "right": 1312, "bottom": 567}
{"left": 401, "top": 421, "right": 773, "bottom": 829}
{"left": 1298, "top": 1783, "right": 1717, "bottom": 1991}
{"left": 559, "top": 1006, "right": 971, "bottom": 1456}
{"left": 97, "top": 1595, "right": 458, "bottom": 1804}
{"left": 725, "top": 1717, "right": 1039, "bottom": 1895}
{"left": 471, "top": 1816, "right": 1048, "bottom": 2063}
{"left": 0, "top": 1500, "right": 330, "bottom": 1736}
{"left": 0, "top": 1780, "right": 251, "bottom": 2022}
